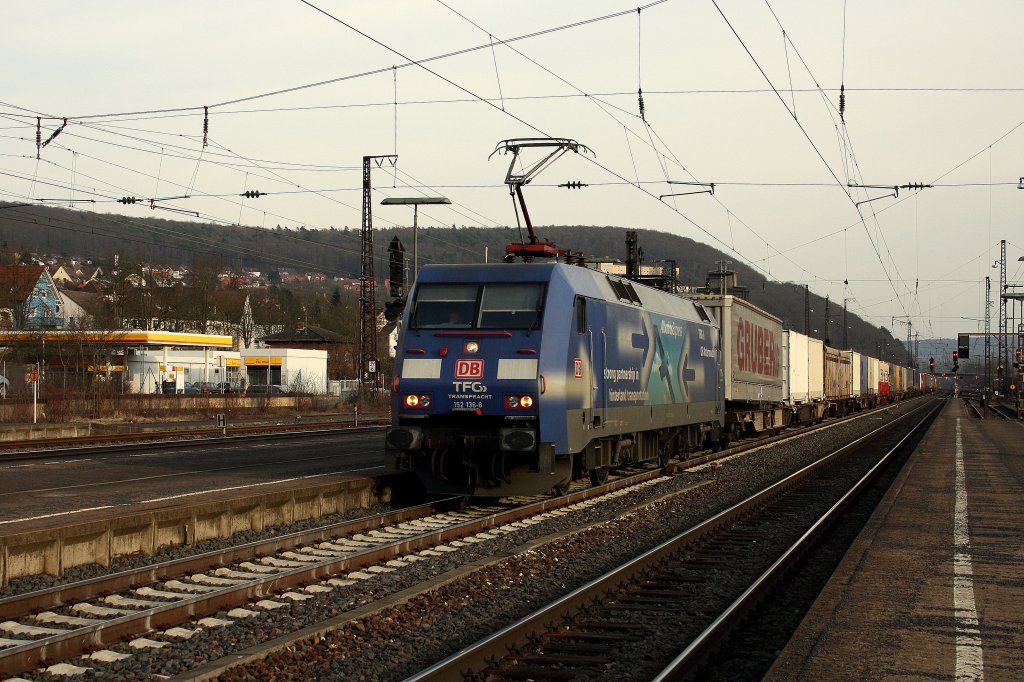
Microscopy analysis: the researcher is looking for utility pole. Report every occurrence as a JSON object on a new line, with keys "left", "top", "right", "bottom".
{"left": 985, "top": 276, "right": 992, "bottom": 393}
{"left": 891, "top": 316, "right": 912, "bottom": 366}
{"left": 715, "top": 260, "right": 732, "bottom": 296}
{"left": 359, "top": 154, "right": 397, "bottom": 390}
{"left": 907, "top": 320, "right": 913, "bottom": 367}
{"left": 626, "top": 231, "right": 640, "bottom": 280}
{"left": 824, "top": 295, "right": 831, "bottom": 345}
{"left": 998, "top": 239, "right": 1007, "bottom": 391}
{"left": 804, "top": 285, "right": 810, "bottom": 336}
{"left": 842, "top": 298, "right": 848, "bottom": 348}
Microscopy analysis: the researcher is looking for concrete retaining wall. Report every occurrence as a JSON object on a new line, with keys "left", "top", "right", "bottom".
{"left": 1, "top": 478, "right": 386, "bottom": 586}
{"left": 0, "top": 424, "right": 91, "bottom": 441}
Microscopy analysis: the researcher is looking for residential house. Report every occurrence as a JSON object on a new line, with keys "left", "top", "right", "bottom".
{"left": 61, "top": 290, "right": 104, "bottom": 327}
{"left": 0, "top": 265, "right": 66, "bottom": 329}
{"left": 73, "top": 265, "right": 103, "bottom": 287}
{"left": 48, "top": 264, "right": 75, "bottom": 287}
{"left": 259, "top": 323, "right": 353, "bottom": 379}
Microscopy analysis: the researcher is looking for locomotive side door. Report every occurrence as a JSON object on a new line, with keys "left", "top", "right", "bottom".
{"left": 575, "top": 295, "right": 603, "bottom": 430}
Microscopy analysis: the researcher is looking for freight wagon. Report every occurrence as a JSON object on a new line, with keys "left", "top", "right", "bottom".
{"left": 824, "top": 346, "right": 854, "bottom": 415}
{"left": 783, "top": 330, "right": 827, "bottom": 424}
{"left": 689, "top": 294, "right": 786, "bottom": 439}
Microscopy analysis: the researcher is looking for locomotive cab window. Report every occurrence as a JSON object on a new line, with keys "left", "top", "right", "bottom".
{"left": 478, "top": 283, "right": 545, "bottom": 329}
{"left": 575, "top": 296, "right": 587, "bottom": 334}
{"left": 411, "top": 282, "right": 545, "bottom": 330}
{"left": 411, "top": 284, "right": 478, "bottom": 328}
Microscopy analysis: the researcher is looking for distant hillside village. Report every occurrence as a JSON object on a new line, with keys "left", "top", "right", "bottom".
{"left": 0, "top": 246, "right": 384, "bottom": 402}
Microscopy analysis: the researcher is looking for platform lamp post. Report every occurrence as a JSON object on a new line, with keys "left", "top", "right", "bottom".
{"left": 380, "top": 196, "right": 451, "bottom": 283}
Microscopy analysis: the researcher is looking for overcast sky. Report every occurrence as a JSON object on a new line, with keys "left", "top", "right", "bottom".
{"left": 4, "top": 1, "right": 1024, "bottom": 341}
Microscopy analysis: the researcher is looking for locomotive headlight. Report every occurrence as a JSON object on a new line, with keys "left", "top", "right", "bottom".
{"left": 464, "top": 341, "right": 479, "bottom": 354}
{"left": 405, "top": 394, "right": 431, "bottom": 408}
{"left": 504, "top": 394, "right": 535, "bottom": 409}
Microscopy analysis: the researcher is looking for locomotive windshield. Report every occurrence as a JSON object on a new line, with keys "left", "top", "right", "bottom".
{"left": 411, "top": 282, "right": 545, "bottom": 330}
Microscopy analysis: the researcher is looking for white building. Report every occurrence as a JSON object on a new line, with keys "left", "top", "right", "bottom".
{"left": 125, "top": 347, "right": 241, "bottom": 393}
{"left": 240, "top": 348, "right": 328, "bottom": 393}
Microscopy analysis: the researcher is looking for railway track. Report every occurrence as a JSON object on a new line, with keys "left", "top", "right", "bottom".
{"left": 986, "top": 401, "right": 1018, "bottom": 420}
{"left": 409, "top": 398, "right": 942, "bottom": 681}
{"left": 0, "top": 412, "right": 389, "bottom": 459}
{"left": 0, "top": 398, "right": 931, "bottom": 679}
{"left": 0, "top": 467, "right": 669, "bottom": 677}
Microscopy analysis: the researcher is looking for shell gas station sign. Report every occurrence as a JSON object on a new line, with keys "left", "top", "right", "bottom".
{"left": 243, "top": 356, "right": 283, "bottom": 367}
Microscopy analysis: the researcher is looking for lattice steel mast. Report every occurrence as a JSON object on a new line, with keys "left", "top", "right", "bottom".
{"left": 359, "top": 154, "right": 397, "bottom": 388}
{"left": 985, "top": 276, "right": 991, "bottom": 392}
{"left": 998, "top": 239, "right": 1007, "bottom": 391}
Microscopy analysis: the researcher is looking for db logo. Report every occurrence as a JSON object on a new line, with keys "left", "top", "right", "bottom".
{"left": 455, "top": 358, "right": 484, "bottom": 379}
{"left": 574, "top": 358, "right": 583, "bottom": 379}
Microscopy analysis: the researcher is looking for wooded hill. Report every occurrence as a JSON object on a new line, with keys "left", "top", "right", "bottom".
{"left": 0, "top": 202, "right": 907, "bottom": 362}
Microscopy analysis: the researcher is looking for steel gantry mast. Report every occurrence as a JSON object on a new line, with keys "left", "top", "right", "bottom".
{"left": 359, "top": 154, "right": 397, "bottom": 389}
{"left": 998, "top": 239, "right": 1007, "bottom": 391}
{"left": 985, "top": 276, "right": 992, "bottom": 392}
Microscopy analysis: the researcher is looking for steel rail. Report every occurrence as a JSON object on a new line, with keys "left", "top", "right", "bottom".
{"left": 405, "top": 398, "right": 941, "bottom": 682}
{"left": 0, "top": 465, "right": 665, "bottom": 677}
{"left": 652, "top": 397, "right": 944, "bottom": 680}
{"left": 0, "top": 417, "right": 389, "bottom": 461}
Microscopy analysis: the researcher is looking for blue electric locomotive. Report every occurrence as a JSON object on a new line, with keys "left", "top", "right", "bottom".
{"left": 386, "top": 262, "right": 724, "bottom": 496}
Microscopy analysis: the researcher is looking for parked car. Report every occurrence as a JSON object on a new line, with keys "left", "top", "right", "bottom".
{"left": 216, "top": 382, "right": 240, "bottom": 394}
{"left": 192, "top": 381, "right": 218, "bottom": 394}
{"left": 245, "top": 384, "right": 291, "bottom": 395}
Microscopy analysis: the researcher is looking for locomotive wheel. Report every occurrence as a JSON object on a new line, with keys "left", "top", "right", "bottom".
{"left": 590, "top": 466, "right": 609, "bottom": 485}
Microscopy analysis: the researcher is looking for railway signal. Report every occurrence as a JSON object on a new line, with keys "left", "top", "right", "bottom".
{"left": 929, "top": 357, "right": 935, "bottom": 373}
{"left": 957, "top": 333, "right": 970, "bottom": 359}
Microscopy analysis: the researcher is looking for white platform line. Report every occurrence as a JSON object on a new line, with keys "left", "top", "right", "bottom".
{"left": 139, "top": 466, "right": 382, "bottom": 504}
{"left": 954, "top": 418, "right": 984, "bottom": 681}
{"left": 0, "top": 505, "right": 119, "bottom": 526}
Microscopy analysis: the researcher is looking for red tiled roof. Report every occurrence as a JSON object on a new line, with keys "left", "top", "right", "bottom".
{"left": 0, "top": 265, "right": 45, "bottom": 303}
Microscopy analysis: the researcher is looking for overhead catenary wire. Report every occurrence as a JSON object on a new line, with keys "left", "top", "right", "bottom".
{"left": 3, "top": 5, "right": 1015, "bottom": 340}
{"left": 434, "top": 0, "right": 833, "bottom": 301}
{"left": 725, "top": 0, "right": 913, "bottom": 321}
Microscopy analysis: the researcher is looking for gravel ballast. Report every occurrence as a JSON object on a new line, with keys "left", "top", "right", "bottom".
{"left": 13, "top": 400, "right": 930, "bottom": 681}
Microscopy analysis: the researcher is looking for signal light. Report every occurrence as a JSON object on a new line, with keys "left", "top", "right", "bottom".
{"left": 504, "top": 394, "right": 534, "bottom": 409}
{"left": 241, "top": 190, "right": 262, "bottom": 199}
{"left": 952, "top": 351, "right": 958, "bottom": 360}
{"left": 403, "top": 394, "right": 431, "bottom": 408}
{"left": 929, "top": 357, "right": 935, "bottom": 372}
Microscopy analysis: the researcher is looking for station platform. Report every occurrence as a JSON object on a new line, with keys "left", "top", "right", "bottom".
{"left": 767, "top": 398, "right": 1024, "bottom": 680}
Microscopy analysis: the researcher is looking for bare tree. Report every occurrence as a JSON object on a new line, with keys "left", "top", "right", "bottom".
{"left": 238, "top": 294, "right": 256, "bottom": 349}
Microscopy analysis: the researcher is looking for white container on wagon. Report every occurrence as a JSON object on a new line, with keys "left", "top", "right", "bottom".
{"left": 784, "top": 330, "right": 811, "bottom": 404}
{"left": 848, "top": 351, "right": 863, "bottom": 398}
{"left": 807, "top": 337, "right": 824, "bottom": 402}
{"left": 866, "top": 356, "right": 880, "bottom": 396}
